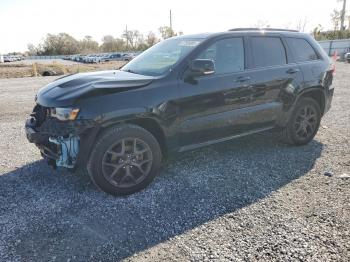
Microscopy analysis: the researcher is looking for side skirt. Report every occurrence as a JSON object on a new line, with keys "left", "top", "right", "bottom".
{"left": 178, "top": 126, "right": 274, "bottom": 152}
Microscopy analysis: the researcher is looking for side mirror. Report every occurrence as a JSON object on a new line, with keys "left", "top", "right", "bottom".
{"left": 189, "top": 59, "right": 215, "bottom": 77}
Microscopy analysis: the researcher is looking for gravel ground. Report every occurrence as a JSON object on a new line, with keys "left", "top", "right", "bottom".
{"left": 0, "top": 63, "right": 349, "bottom": 261}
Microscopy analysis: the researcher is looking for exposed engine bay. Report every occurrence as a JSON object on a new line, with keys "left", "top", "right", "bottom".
{"left": 49, "top": 135, "right": 79, "bottom": 168}
{"left": 25, "top": 104, "right": 95, "bottom": 169}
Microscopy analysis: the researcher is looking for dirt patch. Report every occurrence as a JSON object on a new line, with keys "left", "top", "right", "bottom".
{"left": 0, "top": 60, "right": 127, "bottom": 78}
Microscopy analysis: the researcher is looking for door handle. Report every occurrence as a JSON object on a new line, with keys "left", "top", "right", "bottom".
{"left": 236, "top": 76, "right": 251, "bottom": 82}
{"left": 286, "top": 68, "right": 300, "bottom": 74}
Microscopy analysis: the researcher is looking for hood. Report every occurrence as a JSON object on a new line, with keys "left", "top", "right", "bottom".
{"left": 36, "top": 70, "right": 155, "bottom": 107}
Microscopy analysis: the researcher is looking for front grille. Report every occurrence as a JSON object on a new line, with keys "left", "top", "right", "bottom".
{"left": 38, "top": 118, "right": 96, "bottom": 136}
{"left": 30, "top": 104, "right": 49, "bottom": 127}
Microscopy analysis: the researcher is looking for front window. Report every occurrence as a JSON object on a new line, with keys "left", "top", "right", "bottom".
{"left": 122, "top": 37, "right": 203, "bottom": 76}
{"left": 197, "top": 37, "right": 245, "bottom": 74}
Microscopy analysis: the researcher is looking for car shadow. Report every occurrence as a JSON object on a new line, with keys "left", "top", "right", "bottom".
{"left": 0, "top": 132, "right": 323, "bottom": 261}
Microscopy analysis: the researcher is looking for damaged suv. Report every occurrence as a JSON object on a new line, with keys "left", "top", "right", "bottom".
{"left": 25, "top": 29, "right": 334, "bottom": 195}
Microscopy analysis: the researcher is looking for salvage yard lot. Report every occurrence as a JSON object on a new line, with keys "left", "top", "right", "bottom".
{"left": 0, "top": 63, "right": 349, "bottom": 261}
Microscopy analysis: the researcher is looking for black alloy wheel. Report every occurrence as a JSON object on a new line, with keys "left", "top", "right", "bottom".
{"left": 87, "top": 124, "right": 162, "bottom": 195}
{"left": 281, "top": 97, "right": 321, "bottom": 146}
{"left": 102, "top": 138, "right": 153, "bottom": 188}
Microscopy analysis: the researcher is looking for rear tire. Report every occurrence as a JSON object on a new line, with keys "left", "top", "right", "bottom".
{"left": 280, "top": 97, "right": 321, "bottom": 146}
{"left": 87, "top": 124, "right": 162, "bottom": 195}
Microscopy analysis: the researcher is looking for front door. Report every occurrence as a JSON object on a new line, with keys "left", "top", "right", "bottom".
{"left": 176, "top": 37, "right": 255, "bottom": 147}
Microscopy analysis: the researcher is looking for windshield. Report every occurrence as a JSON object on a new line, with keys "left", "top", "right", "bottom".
{"left": 122, "top": 37, "right": 203, "bottom": 76}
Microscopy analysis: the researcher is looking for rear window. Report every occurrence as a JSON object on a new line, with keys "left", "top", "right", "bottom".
{"left": 251, "top": 37, "right": 287, "bottom": 68}
{"left": 286, "top": 38, "right": 319, "bottom": 62}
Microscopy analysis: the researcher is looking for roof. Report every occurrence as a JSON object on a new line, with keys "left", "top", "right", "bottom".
{"left": 172, "top": 28, "right": 307, "bottom": 40}
{"left": 228, "top": 28, "right": 299, "bottom": 32}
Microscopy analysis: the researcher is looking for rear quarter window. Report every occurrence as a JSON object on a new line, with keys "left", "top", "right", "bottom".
{"left": 286, "top": 38, "right": 319, "bottom": 62}
{"left": 251, "top": 37, "right": 287, "bottom": 68}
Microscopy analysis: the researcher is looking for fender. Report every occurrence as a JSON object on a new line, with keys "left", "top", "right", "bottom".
{"left": 277, "top": 86, "right": 326, "bottom": 127}
{"left": 76, "top": 109, "right": 170, "bottom": 167}
{"left": 99, "top": 107, "right": 150, "bottom": 128}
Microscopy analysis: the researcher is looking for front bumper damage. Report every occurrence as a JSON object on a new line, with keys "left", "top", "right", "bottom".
{"left": 25, "top": 104, "right": 98, "bottom": 169}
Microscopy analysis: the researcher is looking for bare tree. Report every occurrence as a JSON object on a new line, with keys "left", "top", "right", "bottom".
{"left": 146, "top": 31, "right": 158, "bottom": 47}
{"left": 159, "top": 26, "right": 176, "bottom": 39}
{"left": 27, "top": 43, "right": 41, "bottom": 55}
{"left": 122, "top": 30, "right": 141, "bottom": 50}
{"left": 295, "top": 18, "right": 308, "bottom": 32}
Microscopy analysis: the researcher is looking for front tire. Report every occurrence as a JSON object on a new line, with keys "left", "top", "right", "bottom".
{"left": 281, "top": 97, "right": 321, "bottom": 146}
{"left": 87, "top": 124, "right": 162, "bottom": 195}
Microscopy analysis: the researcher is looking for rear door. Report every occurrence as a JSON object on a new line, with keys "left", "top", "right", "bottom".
{"left": 284, "top": 37, "right": 323, "bottom": 89}
{"left": 246, "top": 35, "right": 304, "bottom": 124}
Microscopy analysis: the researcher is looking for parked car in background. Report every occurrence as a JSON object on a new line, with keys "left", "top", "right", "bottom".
{"left": 3, "top": 56, "right": 13, "bottom": 62}
{"left": 62, "top": 52, "right": 140, "bottom": 63}
{"left": 345, "top": 52, "right": 350, "bottom": 63}
{"left": 25, "top": 29, "right": 334, "bottom": 196}
{"left": 122, "top": 53, "right": 134, "bottom": 61}
{"left": 103, "top": 53, "right": 123, "bottom": 61}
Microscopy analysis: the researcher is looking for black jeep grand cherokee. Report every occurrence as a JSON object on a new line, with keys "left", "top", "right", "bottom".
{"left": 25, "top": 28, "right": 334, "bottom": 195}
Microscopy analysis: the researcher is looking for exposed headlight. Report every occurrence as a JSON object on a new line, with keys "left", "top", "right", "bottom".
{"left": 51, "top": 107, "right": 80, "bottom": 121}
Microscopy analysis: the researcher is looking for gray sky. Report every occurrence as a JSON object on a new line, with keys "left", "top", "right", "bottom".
{"left": 0, "top": 0, "right": 340, "bottom": 53}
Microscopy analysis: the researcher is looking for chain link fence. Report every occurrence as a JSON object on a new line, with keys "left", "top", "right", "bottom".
{"left": 318, "top": 39, "right": 350, "bottom": 60}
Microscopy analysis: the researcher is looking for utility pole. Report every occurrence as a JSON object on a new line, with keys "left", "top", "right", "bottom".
{"left": 125, "top": 25, "right": 128, "bottom": 50}
{"left": 169, "top": 9, "right": 173, "bottom": 35}
{"left": 340, "top": 0, "right": 347, "bottom": 30}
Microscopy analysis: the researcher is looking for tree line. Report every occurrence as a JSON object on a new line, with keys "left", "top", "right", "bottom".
{"left": 313, "top": 0, "right": 350, "bottom": 40}
{"left": 24, "top": 1, "right": 350, "bottom": 56}
{"left": 27, "top": 26, "right": 183, "bottom": 55}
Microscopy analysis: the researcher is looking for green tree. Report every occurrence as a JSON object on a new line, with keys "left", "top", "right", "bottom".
{"left": 100, "top": 35, "right": 125, "bottom": 52}
{"left": 40, "top": 33, "right": 79, "bottom": 55}
{"left": 79, "top": 35, "right": 99, "bottom": 54}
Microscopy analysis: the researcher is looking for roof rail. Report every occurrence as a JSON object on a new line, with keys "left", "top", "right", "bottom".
{"left": 228, "top": 28, "right": 299, "bottom": 32}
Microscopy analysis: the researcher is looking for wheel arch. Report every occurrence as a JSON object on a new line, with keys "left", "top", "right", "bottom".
{"left": 277, "top": 87, "right": 326, "bottom": 128}
{"left": 125, "top": 118, "right": 168, "bottom": 159}
{"left": 297, "top": 87, "right": 326, "bottom": 116}
{"left": 99, "top": 116, "right": 168, "bottom": 159}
